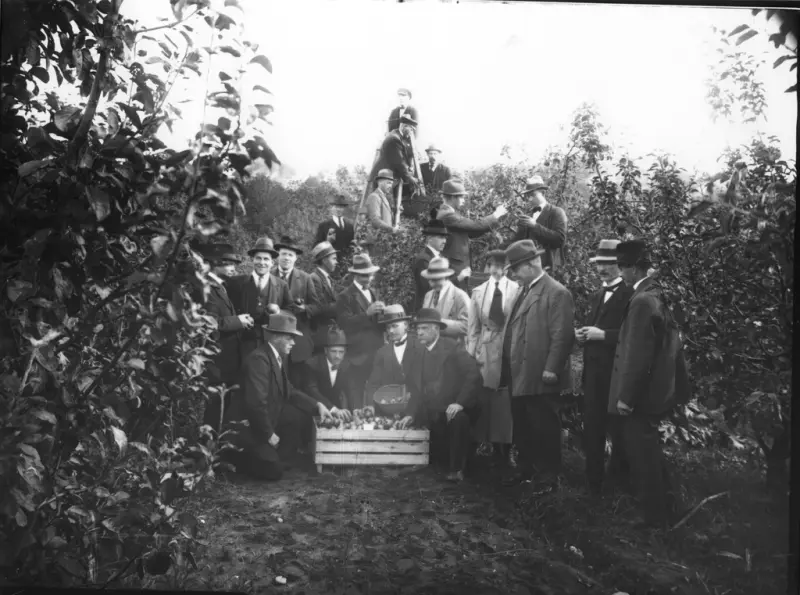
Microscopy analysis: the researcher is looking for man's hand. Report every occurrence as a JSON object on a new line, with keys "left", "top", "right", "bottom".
{"left": 397, "top": 415, "right": 414, "bottom": 430}
{"left": 445, "top": 403, "right": 464, "bottom": 422}
{"left": 391, "top": 225, "right": 403, "bottom": 235}
{"left": 317, "top": 402, "right": 334, "bottom": 420}
{"left": 326, "top": 228, "right": 337, "bottom": 243}
{"left": 616, "top": 400, "right": 633, "bottom": 416}
{"left": 268, "top": 432, "right": 280, "bottom": 447}
{"left": 518, "top": 215, "right": 537, "bottom": 228}
{"left": 457, "top": 267, "right": 472, "bottom": 282}
{"left": 583, "top": 326, "right": 605, "bottom": 341}
{"left": 366, "top": 301, "right": 385, "bottom": 317}
{"left": 238, "top": 314, "right": 255, "bottom": 328}
{"left": 575, "top": 327, "right": 587, "bottom": 345}
{"left": 266, "top": 304, "right": 280, "bottom": 315}
{"left": 493, "top": 204, "right": 509, "bottom": 219}
{"left": 542, "top": 370, "right": 558, "bottom": 385}
{"left": 329, "top": 407, "right": 352, "bottom": 421}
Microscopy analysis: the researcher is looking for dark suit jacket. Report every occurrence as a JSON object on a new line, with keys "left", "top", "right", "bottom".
{"left": 365, "top": 336, "right": 425, "bottom": 401}
{"left": 512, "top": 203, "right": 567, "bottom": 270}
{"left": 273, "top": 266, "right": 321, "bottom": 362}
{"left": 608, "top": 278, "right": 692, "bottom": 415}
{"left": 314, "top": 218, "right": 355, "bottom": 254}
{"left": 405, "top": 337, "right": 481, "bottom": 421}
{"left": 369, "top": 130, "right": 414, "bottom": 186}
{"left": 335, "top": 283, "right": 385, "bottom": 368}
{"left": 388, "top": 105, "right": 419, "bottom": 132}
{"left": 309, "top": 267, "right": 338, "bottom": 331}
{"left": 436, "top": 203, "right": 499, "bottom": 275}
{"left": 205, "top": 276, "right": 244, "bottom": 382}
{"left": 581, "top": 282, "right": 634, "bottom": 401}
{"left": 420, "top": 162, "right": 452, "bottom": 193}
{"left": 226, "top": 344, "right": 320, "bottom": 462}
{"left": 303, "top": 353, "right": 358, "bottom": 409}
{"left": 227, "top": 273, "right": 293, "bottom": 357}
{"left": 412, "top": 246, "right": 436, "bottom": 312}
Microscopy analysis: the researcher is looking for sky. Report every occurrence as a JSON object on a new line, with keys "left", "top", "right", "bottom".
{"left": 122, "top": 0, "right": 797, "bottom": 180}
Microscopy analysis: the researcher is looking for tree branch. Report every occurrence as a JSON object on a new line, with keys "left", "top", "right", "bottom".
{"left": 134, "top": 7, "right": 202, "bottom": 35}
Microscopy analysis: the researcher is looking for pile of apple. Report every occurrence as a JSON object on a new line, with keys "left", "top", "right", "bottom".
{"left": 317, "top": 406, "right": 417, "bottom": 430}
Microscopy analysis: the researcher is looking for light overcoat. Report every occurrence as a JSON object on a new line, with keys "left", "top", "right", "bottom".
{"left": 467, "top": 276, "right": 519, "bottom": 389}
{"left": 422, "top": 280, "right": 471, "bottom": 341}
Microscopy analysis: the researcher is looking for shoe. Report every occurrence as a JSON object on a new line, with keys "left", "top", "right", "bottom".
{"left": 445, "top": 471, "right": 464, "bottom": 483}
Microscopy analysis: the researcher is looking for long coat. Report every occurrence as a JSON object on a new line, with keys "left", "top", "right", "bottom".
{"left": 467, "top": 276, "right": 519, "bottom": 389}
{"left": 226, "top": 345, "right": 320, "bottom": 463}
{"left": 368, "top": 130, "right": 415, "bottom": 186}
{"left": 422, "top": 280, "right": 471, "bottom": 341}
{"left": 502, "top": 274, "right": 574, "bottom": 397}
{"left": 335, "top": 283, "right": 385, "bottom": 369}
{"left": 512, "top": 203, "right": 568, "bottom": 271}
{"left": 420, "top": 162, "right": 452, "bottom": 193}
{"left": 314, "top": 218, "right": 355, "bottom": 255}
{"left": 303, "top": 353, "right": 358, "bottom": 410}
{"left": 365, "top": 336, "right": 425, "bottom": 402}
{"left": 412, "top": 247, "right": 436, "bottom": 312}
{"left": 205, "top": 275, "right": 244, "bottom": 382}
{"left": 436, "top": 203, "right": 499, "bottom": 278}
{"left": 227, "top": 273, "right": 293, "bottom": 357}
{"left": 309, "top": 267, "right": 338, "bottom": 333}
{"left": 608, "top": 278, "right": 692, "bottom": 415}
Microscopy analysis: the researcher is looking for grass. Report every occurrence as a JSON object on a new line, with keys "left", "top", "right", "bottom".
{"left": 170, "top": 443, "right": 788, "bottom": 595}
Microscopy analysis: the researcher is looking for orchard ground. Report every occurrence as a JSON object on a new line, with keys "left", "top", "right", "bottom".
{"left": 171, "top": 445, "right": 787, "bottom": 595}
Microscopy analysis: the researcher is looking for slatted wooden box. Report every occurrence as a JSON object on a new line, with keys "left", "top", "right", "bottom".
{"left": 312, "top": 420, "right": 430, "bottom": 473}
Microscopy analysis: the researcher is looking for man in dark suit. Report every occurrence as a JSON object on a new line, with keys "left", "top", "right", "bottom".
{"left": 365, "top": 305, "right": 424, "bottom": 402}
{"left": 499, "top": 240, "right": 574, "bottom": 487}
{"left": 398, "top": 308, "right": 481, "bottom": 483}
{"left": 368, "top": 115, "right": 421, "bottom": 199}
{"left": 303, "top": 327, "right": 358, "bottom": 413}
{"left": 575, "top": 239, "right": 633, "bottom": 496}
{"left": 512, "top": 176, "right": 568, "bottom": 272}
{"left": 224, "top": 313, "right": 335, "bottom": 481}
{"left": 314, "top": 195, "right": 355, "bottom": 256}
{"left": 336, "top": 253, "right": 386, "bottom": 409}
{"left": 387, "top": 87, "right": 418, "bottom": 133}
{"left": 420, "top": 144, "right": 452, "bottom": 194}
{"left": 226, "top": 237, "right": 293, "bottom": 358}
{"left": 308, "top": 241, "right": 340, "bottom": 342}
{"left": 609, "top": 239, "right": 691, "bottom": 528}
{"left": 412, "top": 219, "right": 449, "bottom": 312}
{"left": 436, "top": 179, "right": 508, "bottom": 289}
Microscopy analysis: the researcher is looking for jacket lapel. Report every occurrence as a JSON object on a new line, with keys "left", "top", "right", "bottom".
{"left": 621, "top": 277, "right": 654, "bottom": 321}
{"left": 588, "top": 288, "right": 604, "bottom": 324}
{"left": 352, "top": 284, "right": 369, "bottom": 313}
{"left": 511, "top": 276, "right": 546, "bottom": 324}
{"left": 439, "top": 282, "right": 455, "bottom": 316}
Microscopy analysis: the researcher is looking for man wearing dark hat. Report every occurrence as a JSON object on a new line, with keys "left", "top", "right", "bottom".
{"left": 364, "top": 169, "right": 403, "bottom": 255}
{"left": 314, "top": 195, "right": 355, "bottom": 256}
{"left": 420, "top": 144, "right": 452, "bottom": 194}
{"left": 224, "top": 313, "right": 335, "bottom": 481}
{"left": 575, "top": 239, "right": 633, "bottom": 496}
{"left": 365, "top": 305, "right": 424, "bottom": 402}
{"left": 436, "top": 179, "right": 508, "bottom": 289}
{"left": 387, "top": 87, "right": 419, "bottom": 133}
{"left": 303, "top": 327, "right": 358, "bottom": 415}
{"left": 421, "top": 256, "right": 471, "bottom": 343}
{"left": 309, "top": 242, "right": 340, "bottom": 336}
{"left": 398, "top": 308, "right": 482, "bottom": 483}
{"left": 609, "top": 239, "right": 691, "bottom": 527}
{"left": 499, "top": 240, "right": 575, "bottom": 486}
{"left": 227, "top": 237, "right": 294, "bottom": 358}
{"left": 412, "top": 218, "right": 449, "bottom": 311}
{"left": 512, "top": 176, "right": 567, "bottom": 272}
{"left": 368, "top": 115, "right": 421, "bottom": 199}
{"left": 335, "top": 253, "right": 387, "bottom": 409}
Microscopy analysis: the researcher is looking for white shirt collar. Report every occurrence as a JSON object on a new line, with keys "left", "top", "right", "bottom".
{"left": 603, "top": 276, "right": 623, "bottom": 288}
{"left": 278, "top": 267, "right": 293, "bottom": 277}
{"left": 426, "top": 245, "right": 441, "bottom": 257}
{"left": 633, "top": 276, "right": 649, "bottom": 291}
{"left": 252, "top": 271, "right": 269, "bottom": 286}
{"left": 268, "top": 342, "right": 282, "bottom": 367}
{"left": 208, "top": 272, "right": 224, "bottom": 285}
{"left": 426, "top": 338, "right": 439, "bottom": 352}
{"left": 327, "top": 358, "right": 339, "bottom": 372}
{"left": 354, "top": 280, "right": 370, "bottom": 294}
{"left": 529, "top": 271, "right": 545, "bottom": 289}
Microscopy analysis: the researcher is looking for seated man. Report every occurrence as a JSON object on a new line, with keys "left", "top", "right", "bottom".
{"left": 365, "top": 305, "right": 424, "bottom": 402}
{"left": 398, "top": 308, "right": 481, "bottom": 483}
{"left": 421, "top": 256, "right": 471, "bottom": 343}
{"left": 223, "top": 313, "right": 335, "bottom": 481}
{"left": 304, "top": 327, "right": 358, "bottom": 413}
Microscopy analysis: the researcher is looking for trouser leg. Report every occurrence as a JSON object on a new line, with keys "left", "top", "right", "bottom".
{"left": 447, "top": 410, "right": 473, "bottom": 473}
{"left": 623, "top": 413, "right": 674, "bottom": 525}
{"left": 511, "top": 396, "right": 536, "bottom": 474}
{"left": 233, "top": 452, "right": 283, "bottom": 481}
{"left": 529, "top": 395, "right": 562, "bottom": 476}
{"left": 275, "top": 403, "right": 308, "bottom": 460}
{"left": 583, "top": 386, "right": 609, "bottom": 489}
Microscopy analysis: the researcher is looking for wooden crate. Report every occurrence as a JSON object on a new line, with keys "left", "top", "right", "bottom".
{"left": 312, "top": 423, "right": 430, "bottom": 473}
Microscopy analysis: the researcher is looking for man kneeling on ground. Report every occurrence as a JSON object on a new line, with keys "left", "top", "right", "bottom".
{"left": 397, "top": 308, "right": 481, "bottom": 483}
{"left": 224, "top": 313, "right": 340, "bottom": 481}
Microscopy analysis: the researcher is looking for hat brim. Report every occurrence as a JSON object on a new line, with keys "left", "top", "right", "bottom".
{"left": 274, "top": 244, "right": 303, "bottom": 255}
{"left": 379, "top": 315, "right": 411, "bottom": 325}
{"left": 522, "top": 184, "right": 548, "bottom": 194}
{"left": 219, "top": 254, "right": 243, "bottom": 263}
{"left": 412, "top": 318, "right": 448, "bottom": 329}
{"left": 421, "top": 269, "right": 454, "bottom": 280}
{"left": 376, "top": 175, "right": 394, "bottom": 182}
{"left": 504, "top": 250, "right": 545, "bottom": 271}
{"left": 248, "top": 248, "right": 279, "bottom": 258}
{"left": 422, "top": 229, "right": 449, "bottom": 236}
{"left": 331, "top": 200, "right": 350, "bottom": 206}
{"left": 425, "top": 149, "right": 441, "bottom": 153}
{"left": 313, "top": 248, "right": 338, "bottom": 261}
{"left": 588, "top": 256, "right": 618, "bottom": 263}
{"left": 349, "top": 265, "right": 380, "bottom": 274}
{"left": 262, "top": 325, "right": 303, "bottom": 338}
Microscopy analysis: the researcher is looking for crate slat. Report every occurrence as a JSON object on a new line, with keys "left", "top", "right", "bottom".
{"left": 315, "top": 440, "right": 429, "bottom": 454}
{"left": 315, "top": 453, "right": 429, "bottom": 466}
{"left": 315, "top": 429, "right": 429, "bottom": 441}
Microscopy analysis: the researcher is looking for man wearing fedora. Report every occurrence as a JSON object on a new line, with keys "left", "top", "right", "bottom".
{"left": 412, "top": 218, "right": 449, "bottom": 312}
{"left": 387, "top": 87, "right": 418, "bottom": 133}
{"left": 436, "top": 179, "right": 508, "bottom": 289}
{"left": 467, "top": 249, "right": 519, "bottom": 467}
{"left": 225, "top": 313, "right": 335, "bottom": 481}
{"left": 364, "top": 169, "right": 403, "bottom": 256}
{"left": 512, "top": 176, "right": 568, "bottom": 272}
{"left": 309, "top": 242, "right": 340, "bottom": 338}
{"left": 500, "top": 240, "right": 574, "bottom": 486}
{"left": 421, "top": 256, "right": 471, "bottom": 343}
{"left": 227, "top": 237, "right": 294, "bottom": 358}
{"left": 368, "top": 115, "right": 421, "bottom": 199}
{"left": 575, "top": 239, "right": 633, "bottom": 496}
{"left": 336, "top": 253, "right": 387, "bottom": 409}
{"left": 609, "top": 239, "right": 691, "bottom": 527}
{"left": 420, "top": 144, "right": 452, "bottom": 194}
{"left": 314, "top": 195, "right": 355, "bottom": 256}
{"left": 398, "top": 308, "right": 481, "bottom": 483}
{"left": 303, "top": 327, "right": 358, "bottom": 416}
{"left": 365, "top": 305, "right": 424, "bottom": 402}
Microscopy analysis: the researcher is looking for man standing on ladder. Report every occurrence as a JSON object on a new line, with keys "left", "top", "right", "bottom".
{"left": 388, "top": 87, "right": 418, "bottom": 133}
{"left": 368, "top": 115, "right": 422, "bottom": 199}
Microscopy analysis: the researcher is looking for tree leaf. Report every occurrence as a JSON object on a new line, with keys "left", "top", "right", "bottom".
{"left": 30, "top": 409, "right": 57, "bottom": 425}
{"left": 786, "top": 84, "right": 797, "bottom": 93}
{"left": 7, "top": 280, "right": 34, "bottom": 303}
{"left": 151, "top": 235, "right": 170, "bottom": 256}
{"left": 117, "top": 103, "right": 142, "bottom": 129}
{"left": 219, "top": 45, "right": 241, "bottom": 58}
{"left": 86, "top": 187, "right": 111, "bottom": 221}
{"left": 30, "top": 66, "right": 50, "bottom": 83}
{"left": 110, "top": 426, "right": 127, "bottom": 454}
{"left": 253, "top": 84, "right": 272, "bottom": 95}
{"left": 773, "top": 55, "right": 795, "bottom": 69}
{"left": 250, "top": 54, "right": 272, "bottom": 73}
{"left": 54, "top": 106, "right": 82, "bottom": 133}
{"left": 727, "top": 24, "right": 750, "bottom": 37}
{"left": 735, "top": 30, "right": 759, "bottom": 46}
{"left": 127, "top": 358, "right": 146, "bottom": 370}
{"left": 18, "top": 159, "right": 50, "bottom": 177}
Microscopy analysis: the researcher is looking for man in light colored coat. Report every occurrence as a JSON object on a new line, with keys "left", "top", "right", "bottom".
{"left": 421, "top": 256, "right": 471, "bottom": 343}
{"left": 365, "top": 168, "right": 402, "bottom": 257}
{"left": 467, "top": 249, "right": 518, "bottom": 466}
{"left": 499, "top": 240, "right": 574, "bottom": 486}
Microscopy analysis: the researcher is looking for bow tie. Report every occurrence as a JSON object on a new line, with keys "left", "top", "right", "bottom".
{"left": 394, "top": 338, "right": 407, "bottom": 347}
{"left": 330, "top": 364, "right": 339, "bottom": 371}
{"left": 604, "top": 282, "right": 622, "bottom": 293}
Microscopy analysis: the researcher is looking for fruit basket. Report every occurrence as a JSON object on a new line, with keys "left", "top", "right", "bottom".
{"left": 372, "top": 384, "right": 409, "bottom": 417}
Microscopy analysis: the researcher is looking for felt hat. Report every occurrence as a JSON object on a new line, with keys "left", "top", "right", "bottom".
{"left": 399, "top": 114, "right": 418, "bottom": 127}
{"left": 589, "top": 239, "right": 621, "bottom": 263}
{"left": 311, "top": 241, "right": 338, "bottom": 262}
{"left": 211, "top": 243, "right": 242, "bottom": 263}
{"left": 376, "top": 169, "right": 394, "bottom": 182}
{"left": 274, "top": 235, "right": 304, "bottom": 255}
{"left": 324, "top": 327, "right": 348, "bottom": 347}
{"left": 485, "top": 249, "right": 507, "bottom": 264}
{"left": 263, "top": 312, "right": 303, "bottom": 337}
{"left": 330, "top": 194, "right": 351, "bottom": 207}
{"left": 348, "top": 253, "right": 380, "bottom": 275}
{"left": 188, "top": 239, "right": 216, "bottom": 259}
{"left": 421, "top": 256, "right": 455, "bottom": 280}
{"left": 378, "top": 304, "right": 411, "bottom": 325}
{"left": 422, "top": 219, "right": 449, "bottom": 236}
{"left": 441, "top": 179, "right": 467, "bottom": 196}
{"left": 521, "top": 175, "right": 549, "bottom": 195}
{"left": 397, "top": 87, "right": 412, "bottom": 98}
{"left": 504, "top": 240, "right": 545, "bottom": 271}
{"left": 425, "top": 144, "right": 442, "bottom": 154}
{"left": 413, "top": 308, "right": 447, "bottom": 329}
{"left": 247, "top": 236, "right": 278, "bottom": 258}
{"left": 616, "top": 239, "right": 652, "bottom": 267}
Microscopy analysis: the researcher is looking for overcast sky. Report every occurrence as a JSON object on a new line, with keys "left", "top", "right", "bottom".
{"left": 123, "top": 0, "right": 797, "bottom": 179}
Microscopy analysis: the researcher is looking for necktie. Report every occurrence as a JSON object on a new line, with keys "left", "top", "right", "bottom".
{"left": 257, "top": 275, "right": 266, "bottom": 290}
{"left": 395, "top": 338, "right": 407, "bottom": 347}
{"left": 489, "top": 281, "right": 505, "bottom": 327}
{"left": 280, "top": 270, "right": 288, "bottom": 281}
{"left": 604, "top": 282, "right": 622, "bottom": 293}
{"left": 431, "top": 290, "right": 440, "bottom": 308}
{"left": 331, "top": 364, "right": 339, "bottom": 371}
